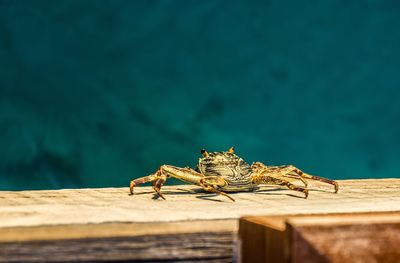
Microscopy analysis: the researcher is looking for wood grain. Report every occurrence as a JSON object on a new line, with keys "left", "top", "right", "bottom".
{"left": 239, "top": 212, "right": 400, "bottom": 263}
{"left": 0, "top": 179, "right": 399, "bottom": 228}
{"left": 0, "top": 231, "right": 235, "bottom": 262}
{"left": 290, "top": 220, "right": 400, "bottom": 263}
{"left": 0, "top": 179, "right": 399, "bottom": 262}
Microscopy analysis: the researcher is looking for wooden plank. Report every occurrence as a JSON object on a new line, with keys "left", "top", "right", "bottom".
{"left": 289, "top": 218, "right": 400, "bottom": 263}
{"left": 239, "top": 216, "right": 288, "bottom": 263}
{"left": 0, "top": 220, "right": 236, "bottom": 262}
{"left": 0, "top": 179, "right": 399, "bottom": 228}
{"left": 0, "top": 179, "right": 399, "bottom": 262}
{"left": 0, "top": 220, "right": 236, "bottom": 243}
{"left": 239, "top": 212, "right": 400, "bottom": 263}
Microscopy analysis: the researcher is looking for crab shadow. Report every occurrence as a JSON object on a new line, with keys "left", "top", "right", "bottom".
{"left": 129, "top": 188, "right": 202, "bottom": 196}
{"left": 196, "top": 194, "right": 229, "bottom": 202}
{"left": 148, "top": 188, "right": 230, "bottom": 202}
{"left": 129, "top": 186, "right": 333, "bottom": 201}
{"left": 254, "top": 188, "right": 306, "bottom": 199}
{"left": 129, "top": 188, "right": 232, "bottom": 202}
{"left": 255, "top": 187, "right": 335, "bottom": 198}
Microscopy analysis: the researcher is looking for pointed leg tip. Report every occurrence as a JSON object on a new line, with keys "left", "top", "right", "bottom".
{"left": 153, "top": 186, "right": 166, "bottom": 200}
{"left": 222, "top": 194, "right": 235, "bottom": 202}
{"left": 159, "top": 194, "right": 166, "bottom": 200}
{"left": 220, "top": 192, "right": 235, "bottom": 202}
{"left": 334, "top": 183, "right": 339, "bottom": 193}
{"left": 223, "top": 193, "right": 235, "bottom": 202}
{"left": 129, "top": 181, "right": 136, "bottom": 195}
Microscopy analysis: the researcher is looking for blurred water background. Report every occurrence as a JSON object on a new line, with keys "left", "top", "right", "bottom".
{"left": 1, "top": 1, "right": 399, "bottom": 190}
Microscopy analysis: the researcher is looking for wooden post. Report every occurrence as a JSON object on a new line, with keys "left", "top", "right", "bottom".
{"left": 0, "top": 179, "right": 399, "bottom": 262}
{"left": 239, "top": 212, "right": 400, "bottom": 262}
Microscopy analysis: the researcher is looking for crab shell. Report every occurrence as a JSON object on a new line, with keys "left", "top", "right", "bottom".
{"left": 196, "top": 151, "right": 258, "bottom": 192}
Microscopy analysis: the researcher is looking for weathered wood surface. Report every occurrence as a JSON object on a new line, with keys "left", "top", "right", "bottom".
{"left": 0, "top": 179, "right": 399, "bottom": 228}
{"left": 239, "top": 212, "right": 400, "bottom": 263}
{"left": 290, "top": 217, "right": 400, "bottom": 263}
{"left": 0, "top": 179, "right": 399, "bottom": 262}
{"left": 0, "top": 221, "right": 236, "bottom": 262}
{"left": 0, "top": 220, "right": 237, "bottom": 262}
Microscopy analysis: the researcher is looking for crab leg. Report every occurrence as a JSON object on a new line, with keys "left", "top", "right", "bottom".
{"left": 130, "top": 173, "right": 159, "bottom": 195}
{"left": 200, "top": 176, "right": 235, "bottom": 202}
{"left": 252, "top": 174, "right": 309, "bottom": 198}
{"left": 252, "top": 162, "right": 338, "bottom": 193}
{"left": 284, "top": 172, "right": 308, "bottom": 187}
{"left": 130, "top": 165, "right": 234, "bottom": 201}
{"left": 152, "top": 175, "right": 167, "bottom": 200}
{"left": 286, "top": 166, "right": 339, "bottom": 193}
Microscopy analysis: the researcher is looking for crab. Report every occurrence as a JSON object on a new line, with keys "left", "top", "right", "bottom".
{"left": 129, "top": 147, "right": 338, "bottom": 201}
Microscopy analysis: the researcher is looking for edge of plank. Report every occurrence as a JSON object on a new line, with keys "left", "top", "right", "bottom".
{"left": 0, "top": 219, "right": 237, "bottom": 243}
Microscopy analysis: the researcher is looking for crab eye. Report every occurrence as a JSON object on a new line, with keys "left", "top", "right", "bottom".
{"left": 228, "top": 147, "right": 235, "bottom": 154}
{"left": 201, "top": 149, "right": 209, "bottom": 157}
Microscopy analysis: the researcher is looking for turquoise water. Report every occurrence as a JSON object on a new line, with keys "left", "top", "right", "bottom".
{"left": 1, "top": 1, "right": 399, "bottom": 190}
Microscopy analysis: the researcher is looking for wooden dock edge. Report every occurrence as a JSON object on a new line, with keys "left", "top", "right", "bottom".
{"left": 0, "top": 220, "right": 237, "bottom": 262}
{"left": 1, "top": 179, "right": 399, "bottom": 262}
{"left": 239, "top": 212, "right": 400, "bottom": 263}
